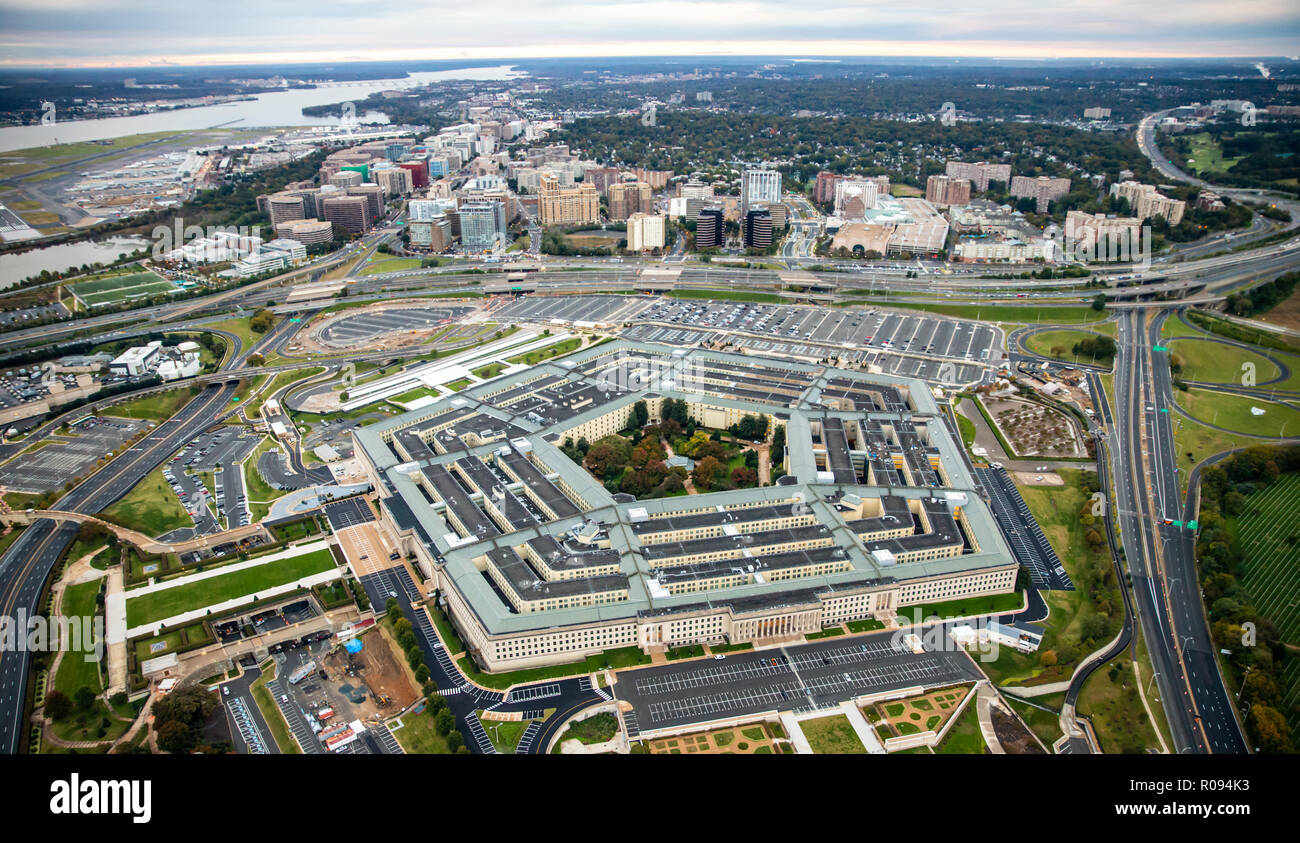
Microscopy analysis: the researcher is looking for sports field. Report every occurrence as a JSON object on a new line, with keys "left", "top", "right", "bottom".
{"left": 1235, "top": 473, "right": 1300, "bottom": 732}
{"left": 68, "top": 271, "right": 176, "bottom": 308}
{"left": 124, "top": 546, "right": 339, "bottom": 627}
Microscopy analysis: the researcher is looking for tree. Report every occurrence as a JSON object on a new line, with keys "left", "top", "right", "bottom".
{"left": 632, "top": 400, "right": 649, "bottom": 428}
{"left": 44, "top": 690, "right": 72, "bottom": 720}
{"left": 446, "top": 730, "right": 465, "bottom": 752}
{"left": 1091, "top": 294, "right": 1106, "bottom": 311}
{"left": 692, "top": 456, "right": 723, "bottom": 491}
{"left": 74, "top": 686, "right": 96, "bottom": 711}
{"left": 433, "top": 708, "right": 455, "bottom": 736}
{"left": 247, "top": 352, "right": 265, "bottom": 367}
{"left": 156, "top": 719, "right": 196, "bottom": 754}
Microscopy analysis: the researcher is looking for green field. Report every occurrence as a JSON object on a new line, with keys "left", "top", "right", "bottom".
{"left": 1174, "top": 388, "right": 1300, "bottom": 438}
{"left": 124, "top": 547, "right": 338, "bottom": 627}
{"left": 1024, "top": 328, "right": 1114, "bottom": 365}
{"left": 1183, "top": 132, "right": 1244, "bottom": 176}
{"left": 98, "top": 468, "right": 191, "bottom": 537}
{"left": 68, "top": 271, "right": 175, "bottom": 308}
{"left": 932, "top": 702, "right": 986, "bottom": 754}
{"left": 1168, "top": 338, "right": 1281, "bottom": 385}
{"left": 800, "top": 714, "right": 866, "bottom": 754}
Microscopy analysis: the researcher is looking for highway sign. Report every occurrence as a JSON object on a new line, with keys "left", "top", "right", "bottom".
{"left": 1153, "top": 345, "right": 1168, "bottom": 352}
{"left": 1188, "top": 520, "right": 1199, "bottom": 529}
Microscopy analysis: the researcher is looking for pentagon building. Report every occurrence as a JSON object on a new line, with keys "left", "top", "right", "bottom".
{"left": 353, "top": 339, "right": 1017, "bottom": 673}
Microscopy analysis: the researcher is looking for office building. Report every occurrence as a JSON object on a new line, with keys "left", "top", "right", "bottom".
{"left": 741, "top": 168, "right": 781, "bottom": 211}
{"left": 274, "top": 218, "right": 335, "bottom": 247}
{"left": 744, "top": 208, "right": 773, "bottom": 248}
{"left": 322, "top": 195, "right": 371, "bottom": 235}
{"left": 459, "top": 199, "right": 507, "bottom": 250}
{"left": 695, "top": 206, "right": 724, "bottom": 248}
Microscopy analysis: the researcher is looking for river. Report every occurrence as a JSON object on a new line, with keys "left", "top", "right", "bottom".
{"left": 0, "top": 64, "right": 524, "bottom": 153}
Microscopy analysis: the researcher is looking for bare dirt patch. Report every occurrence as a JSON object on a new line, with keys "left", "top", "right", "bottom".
{"left": 322, "top": 626, "right": 419, "bottom": 718}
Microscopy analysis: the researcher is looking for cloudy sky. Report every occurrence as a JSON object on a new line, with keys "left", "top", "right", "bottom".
{"left": 2, "top": 0, "right": 1298, "bottom": 67}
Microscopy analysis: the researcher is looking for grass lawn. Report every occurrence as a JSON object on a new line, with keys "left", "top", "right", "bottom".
{"left": 554, "top": 712, "right": 618, "bottom": 746}
{"left": 932, "top": 702, "right": 986, "bottom": 754}
{"left": 1236, "top": 473, "right": 1300, "bottom": 646}
{"left": 800, "top": 714, "right": 866, "bottom": 754}
{"left": 1168, "top": 338, "right": 1281, "bottom": 385}
{"left": 665, "top": 289, "right": 784, "bottom": 304}
{"left": 1024, "top": 328, "right": 1114, "bottom": 366}
{"left": 456, "top": 645, "right": 650, "bottom": 690}
{"left": 250, "top": 663, "right": 300, "bottom": 754}
{"left": 98, "top": 468, "right": 191, "bottom": 537}
{"left": 1004, "top": 696, "right": 1064, "bottom": 748}
{"left": 472, "top": 362, "right": 506, "bottom": 379}
{"left": 1077, "top": 658, "right": 1163, "bottom": 754}
{"left": 206, "top": 315, "right": 262, "bottom": 351}
{"left": 53, "top": 580, "right": 104, "bottom": 697}
{"left": 478, "top": 712, "right": 548, "bottom": 753}
{"left": 110, "top": 386, "right": 201, "bottom": 422}
{"left": 357, "top": 256, "right": 424, "bottom": 276}
{"left": 248, "top": 367, "right": 325, "bottom": 418}
{"left": 897, "top": 591, "right": 1023, "bottom": 624}
{"left": 1182, "top": 132, "right": 1244, "bottom": 175}
{"left": 125, "top": 547, "right": 338, "bottom": 627}
{"left": 1174, "top": 388, "right": 1300, "bottom": 438}
{"left": 955, "top": 410, "right": 977, "bottom": 449}
{"left": 507, "top": 337, "right": 583, "bottom": 365}
{"left": 883, "top": 302, "right": 1108, "bottom": 324}
{"left": 390, "top": 707, "right": 452, "bottom": 754}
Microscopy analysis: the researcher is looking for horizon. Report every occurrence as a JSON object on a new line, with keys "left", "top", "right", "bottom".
{"left": 2, "top": 0, "right": 1299, "bottom": 68}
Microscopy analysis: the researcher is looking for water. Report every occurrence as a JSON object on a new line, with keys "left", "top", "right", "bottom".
{"left": 0, "top": 235, "right": 150, "bottom": 288}
{"left": 0, "top": 64, "right": 524, "bottom": 153}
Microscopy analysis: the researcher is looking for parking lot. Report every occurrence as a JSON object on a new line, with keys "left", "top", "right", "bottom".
{"left": 615, "top": 630, "right": 983, "bottom": 734}
{"left": 162, "top": 428, "right": 262, "bottom": 536}
{"left": 975, "top": 465, "right": 1074, "bottom": 591}
{"left": 494, "top": 294, "right": 649, "bottom": 326}
{"left": 0, "top": 415, "right": 146, "bottom": 493}
{"left": 317, "top": 305, "right": 475, "bottom": 348}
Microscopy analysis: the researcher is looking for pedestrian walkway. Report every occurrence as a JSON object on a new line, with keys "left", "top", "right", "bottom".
{"left": 840, "top": 700, "right": 886, "bottom": 754}
{"left": 779, "top": 711, "right": 814, "bottom": 755}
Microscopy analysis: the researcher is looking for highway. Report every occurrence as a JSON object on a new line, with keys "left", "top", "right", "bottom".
{"left": 0, "top": 379, "right": 240, "bottom": 753}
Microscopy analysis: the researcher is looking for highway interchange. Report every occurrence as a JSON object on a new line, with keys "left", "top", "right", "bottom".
{"left": 0, "top": 109, "right": 1297, "bottom": 754}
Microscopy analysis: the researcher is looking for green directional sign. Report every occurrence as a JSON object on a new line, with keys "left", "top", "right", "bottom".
{"left": 1171, "top": 519, "right": 1184, "bottom": 527}
{"left": 1188, "top": 520, "right": 1199, "bottom": 530}
{"left": 290, "top": 317, "right": 301, "bottom": 323}
{"left": 232, "top": 396, "right": 241, "bottom": 402}
{"left": 1153, "top": 345, "right": 1168, "bottom": 352}
{"left": 1159, "top": 407, "right": 1169, "bottom": 413}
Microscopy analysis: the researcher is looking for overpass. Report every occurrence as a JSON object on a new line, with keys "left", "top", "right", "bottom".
{"left": 0, "top": 509, "right": 269, "bottom": 555}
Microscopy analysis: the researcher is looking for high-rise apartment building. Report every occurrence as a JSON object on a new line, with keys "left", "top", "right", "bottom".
{"left": 925, "top": 175, "right": 972, "bottom": 207}
{"left": 626, "top": 212, "right": 666, "bottom": 251}
{"left": 944, "top": 161, "right": 1011, "bottom": 192}
{"left": 537, "top": 174, "right": 600, "bottom": 226}
{"left": 1108, "top": 181, "right": 1186, "bottom": 226}
{"left": 321, "top": 195, "right": 371, "bottom": 235}
{"left": 608, "top": 181, "right": 653, "bottom": 220}
{"left": 1010, "top": 176, "right": 1071, "bottom": 213}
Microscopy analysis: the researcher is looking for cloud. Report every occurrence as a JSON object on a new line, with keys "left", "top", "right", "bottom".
{"left": 0, "top": 0, "right": 1296, "bottom": 65}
